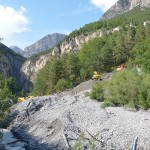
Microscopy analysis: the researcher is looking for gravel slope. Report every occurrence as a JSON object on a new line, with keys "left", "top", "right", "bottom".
{"left": 8, "top": 81, "right": 150, "bottom": 150}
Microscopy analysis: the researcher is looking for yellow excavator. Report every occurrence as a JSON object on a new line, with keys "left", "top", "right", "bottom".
{"left": 17, "top": 96, "right": 33, "bottom": 103}
{"left": 92, "top": 71, "right": 101, "bottom": 80}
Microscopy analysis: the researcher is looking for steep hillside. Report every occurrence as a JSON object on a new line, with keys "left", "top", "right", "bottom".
{"left": 0, "top": 43, "right": 26, "bottom": 88}
{"left": 20, "top": 53, "right": 51, "bottom": 91}
{"left": 33, "top": 7, "right": 150, "bottom": 95}
{"left": 100, "top": 0, "right": 150, "bottom": 20}
{"left": 21, "top": 7, "right": 150, "bottom": 91}
{"left": 23, "top": 33, "right": 66, "bottom": 57}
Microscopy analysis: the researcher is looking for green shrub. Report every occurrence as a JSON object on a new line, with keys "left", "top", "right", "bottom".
{"left": 55, "top": 79, "right": 71, "bottom": 92}
{"left": 104, "top": 70, "right": 141, "bottom": 108}
{"left": 138, "top": 74, "right": 150, "bottom": 109}
{"left": 101, "top": 100, "right": 114, "bottom": 108}
{"left": 90, "top": 81, "right": 104, "bottom": 101}
{"left": 91, "top": 69, "right": 150, "bottom": 110}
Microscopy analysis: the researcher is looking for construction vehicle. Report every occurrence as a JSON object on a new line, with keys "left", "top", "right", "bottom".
{"left": 92, "top": 71, "right": 101, "bottom": 80}
{"left": 17, "top": 96, "right": 33, "bottom": 103}
{"left": 17, "top": 97, "right": 25, "bottom": 103}
{"left": 116, "top": 64, "right": 126, "bottom": 72}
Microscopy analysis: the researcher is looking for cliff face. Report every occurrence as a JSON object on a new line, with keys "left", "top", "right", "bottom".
{"left": 130, "top": 0, "right": 150, "bottom": 9}
{"left": 20, "top": 53, "right": 51, "bottom": 91}
{"left": 23, "top": 33, "right": 66, "bottom": 57}
{"left": 52, "top": 29, "right": 107, "bottom": 56}
{"left": 100, "top": 0, "right": 150, "bottom": 20}
{"left": 0, "top": 44, "right": 25, "bottom": 88}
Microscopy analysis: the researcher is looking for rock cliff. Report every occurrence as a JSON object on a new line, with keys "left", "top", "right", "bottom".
{"left": 52, "top": 29, "right": 107, "bottom": 56}
{"left": 20, "top": 53, "right": 51, "bottom": 91}
{"left": 100, "top": 0, "right": 150, "bottom": 20}
{"left": 0, "top": 43, "right": 25, "bottom": 88}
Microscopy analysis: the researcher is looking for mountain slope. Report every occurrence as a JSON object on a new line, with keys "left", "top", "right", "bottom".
{"left": 23, "top": 33, "right": 66, "bottom": 57}
{"left": 20, "top": 7, "right": 150, "bottom": 91}
{"left": 9, "top": 46, "right": 23, "bottom": 55}
{"left": 0, "top": 43, "right": 26, "bottom": 88}
{"left": 100, "top": 0, "right": 150, "bottom": 20}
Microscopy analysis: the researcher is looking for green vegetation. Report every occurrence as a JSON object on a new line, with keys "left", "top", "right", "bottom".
{"left": 33, "top": 53, "right": 80, "bottom": 95}
{"left": 33, "top": 21, "right": 150, "bottom": 96}
{"left": 66, "top": 7, "right": 150, "bottom": 39}
{"left": 90, "top": 70, "right": 150, "bottom": 110}
{"left": 0, "top": 73, "right": 18, "bottom": 122}
{"left": 134, "top": 36, "right": 150, "bottom": 73}
{"left": 32, "top": 7, "right": 150, "bottom": 109}
{"left": 30, "top": 7, "right": 150, "bottom": 60}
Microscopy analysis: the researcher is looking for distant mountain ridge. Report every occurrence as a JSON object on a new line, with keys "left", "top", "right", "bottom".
{"left": 100, "top": 0, "right": 150, "bottom": 20}
{"left": 9, "top": 46, "right": 23, "bottom": 54}
{"left": 23, "top": 33, "right": 66, "bottom": 57}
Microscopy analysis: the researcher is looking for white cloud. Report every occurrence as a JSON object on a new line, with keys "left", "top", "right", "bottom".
{"left": 0, "top": 5, "right": 30, "bottom": 39}
{"left": 90, "top": 0, "right": 118, "bottom": 11}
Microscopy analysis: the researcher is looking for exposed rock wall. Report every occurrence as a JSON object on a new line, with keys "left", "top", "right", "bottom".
{"left": 20, "top": 53, "right": 51, "bottom": 91}
{"left": 0, "top": 44, "right": 25, "bottom": 88}
{"left": 52, "top": 29, "right": 107, "bottom": 56}
{"left": 100, "top": 0, "right": 150, "bottom": 21}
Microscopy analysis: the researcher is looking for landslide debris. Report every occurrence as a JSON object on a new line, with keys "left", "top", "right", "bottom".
{"left": 7, "top": 82, "right": 150, "bottom": 150}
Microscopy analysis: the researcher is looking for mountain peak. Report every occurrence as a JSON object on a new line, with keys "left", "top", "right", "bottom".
{"left": 9, "top": 46, "right": 23, "bottom": 53}
{"left": 23, "top": 33, "right": 66, "bottom": 57}
{"left": 100, "top": 0, "right": 150, "bottom": 21}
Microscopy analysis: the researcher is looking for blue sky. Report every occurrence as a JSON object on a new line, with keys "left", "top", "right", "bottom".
{"left": 0, "top": 0, "right": 117, "bottom": 49}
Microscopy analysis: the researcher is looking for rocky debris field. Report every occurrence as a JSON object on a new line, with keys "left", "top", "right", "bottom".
{"left": 1, "top": 80, "right": 150, "bottom": 150}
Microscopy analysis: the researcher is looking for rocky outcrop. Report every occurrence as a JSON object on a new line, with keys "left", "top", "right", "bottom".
{"left": 20, "top": 53, "right": 51, "bottom": 91}
{"left": 23, "top": 33, "right": 66, "bottom": 57}
{"left": 52, "top": 27, "right": 123, "bottom": 56}
{"left": 100, "top": 0, "right": 150, "bottom": 21}
{"left": 52, "top": 29, "right": 107, "bottom": 56}
{"left": 0, "top": 43, "right": 25, "bottom": 88}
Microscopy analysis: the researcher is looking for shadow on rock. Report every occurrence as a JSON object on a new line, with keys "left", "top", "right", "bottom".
{"left": 11, "top": 124, "right": 66, "bottom": 150}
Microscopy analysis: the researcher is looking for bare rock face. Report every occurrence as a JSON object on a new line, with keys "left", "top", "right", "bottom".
{"left": 0, "top": 43, "right": 25, "bottom": 88}
{"left": 20, "top": 53, "right": 51, "bottom": 91}
{"left": 130, "top": 0, "right": 150, "bottom": 9}
{"left": 100, "top": 0, "right": 150, "bottom": 21}
{"left": 52, "top": 29, "right": 107, "bottom": 56}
